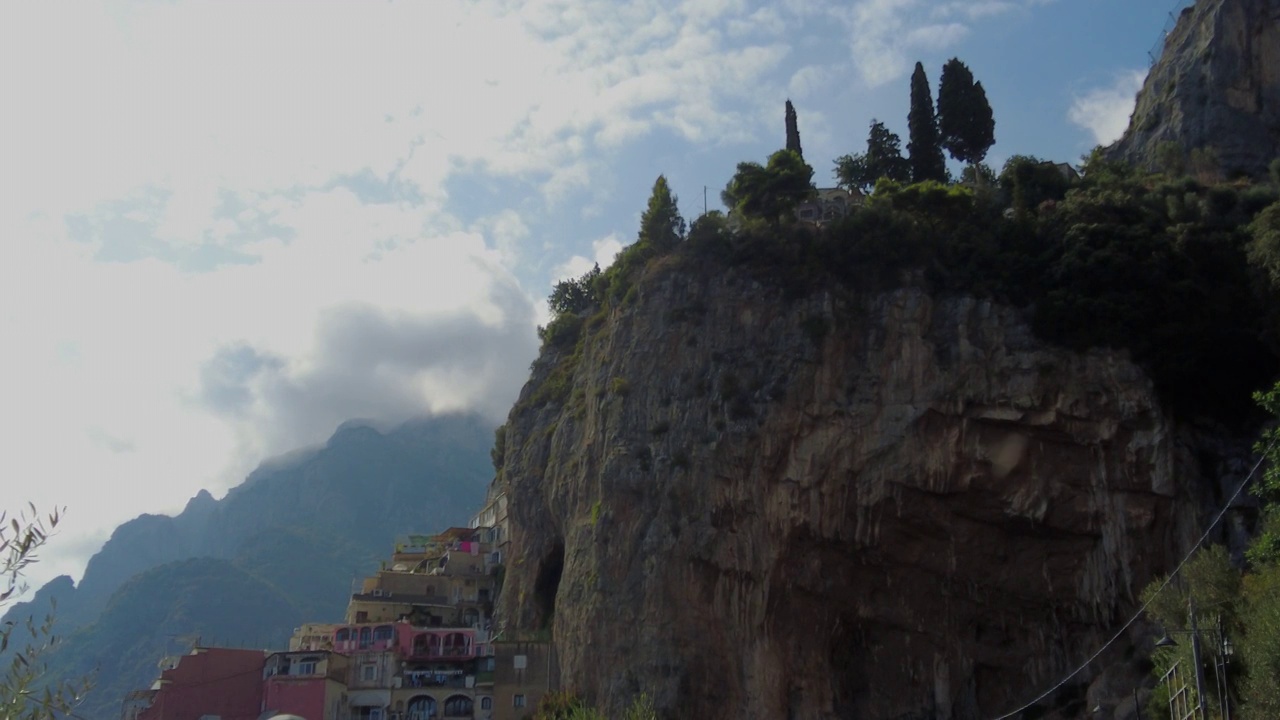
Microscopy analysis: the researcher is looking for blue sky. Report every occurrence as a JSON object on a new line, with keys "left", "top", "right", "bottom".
{"left": 0, "top": 0, "right": 1183, "bottom": 589}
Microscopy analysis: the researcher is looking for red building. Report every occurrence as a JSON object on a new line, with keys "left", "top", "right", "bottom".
{"left": 134, "top": 647, "right": 266, "bottom": 720}
{"left": 261, "top": 650, "right": 348, "bottom": 720}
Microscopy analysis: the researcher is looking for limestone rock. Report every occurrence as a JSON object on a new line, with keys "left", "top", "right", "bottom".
{"left": 1108, "top": 0, "right": 1280, "bottom": 178}
{"left": 494, "top": 265, "right": 1231, "bottom": 719}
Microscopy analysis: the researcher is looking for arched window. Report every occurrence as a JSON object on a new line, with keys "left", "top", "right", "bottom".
{"left": 444, "top": 694, "right": 473, "bottom": 716}
{"left": 359, "top": 626, "right": 372, "bottom": 648}
{"left": 335, "top": 628, "right": 350, "bottom": 644}
{"left": 373, "top": 625, "right": 394, "bottom": 643}
{"left": 480, "top": 697, "right": 492, "bottom": 710}
{"left": 406, "top": 694, "right": 437, "bottom": 720}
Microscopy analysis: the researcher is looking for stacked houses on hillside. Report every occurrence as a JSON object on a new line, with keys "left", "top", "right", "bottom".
{"left": 122, "top": 488, "right": 555, "bottom": 720}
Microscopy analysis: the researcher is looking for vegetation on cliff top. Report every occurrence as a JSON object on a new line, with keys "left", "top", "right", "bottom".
{"left": 524, "top": 54, "right": 1280, "bottom": 425}
{"left": 533, "top": 144, "right": 1280, "bottom": 424}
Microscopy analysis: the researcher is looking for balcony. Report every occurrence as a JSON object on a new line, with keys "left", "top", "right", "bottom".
{"left": 406, "top": 644, "right": 475, "bottom": 661}
{"left": 334, "top": 638, "right": 396, "bottom": 654}
{"left": 402, "top": 671, "right": 472, "bottom": 689}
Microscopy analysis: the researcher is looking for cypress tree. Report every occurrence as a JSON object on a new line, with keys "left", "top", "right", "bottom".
{"left": 938, "top": 58, "right": 996, "bottom": 169}
{"left": 785, "top": 99, "right": 803, "bottom": 159}
{"left": 639, "top": 175, "right": 686, "bottom": 250}
{"left": 907, "top": 62, "right": 947, "bottom": 183}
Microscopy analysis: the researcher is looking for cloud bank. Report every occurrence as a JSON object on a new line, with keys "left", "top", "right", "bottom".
{"left": 0, "top": 0, "right": 1077, "bottom": 589}
{"left": 1069, "top": 69, "right": 1148, "bottom": 146}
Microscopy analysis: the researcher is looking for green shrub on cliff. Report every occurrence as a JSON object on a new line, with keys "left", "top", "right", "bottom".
{"left": 528, "top": 136, "right": 1280, "bottom": 423}
{"left": 1140, "top": 383, "right": 1280, "bottom": 718}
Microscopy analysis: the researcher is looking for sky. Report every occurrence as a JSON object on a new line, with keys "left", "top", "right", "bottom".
{"left": 1, "top": 0, "right": 1186, "bottom": 591}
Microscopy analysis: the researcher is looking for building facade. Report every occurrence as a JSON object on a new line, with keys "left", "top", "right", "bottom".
{"left": 124, "top": 524, "right": 548, "bottom": 720}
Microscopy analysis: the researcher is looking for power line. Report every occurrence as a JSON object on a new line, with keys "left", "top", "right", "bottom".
{"left": 989, "top": 434, "right": 1275, "bottom": 720}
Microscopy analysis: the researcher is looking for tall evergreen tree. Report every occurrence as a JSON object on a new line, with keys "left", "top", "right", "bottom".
{"left": 785, "top": 100, "right": 803, "bottom": 159}
{"left": 937, "top": 58, "right": 996, "bottom": 170}
{"left": 907, "top": 62, "right": 947, "bottom": 183}
{"left": 639, "top": 175, "right": 686, "bottom": 250}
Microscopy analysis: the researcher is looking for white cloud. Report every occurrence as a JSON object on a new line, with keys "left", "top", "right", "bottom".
{"left": 0, "top": 0, "right": 1076, "bottom": 594}
{"left": 539, "top": 232, "right": 623, "bottom": 327}
{"left": 0, "top": 192, "right": 540, "bottom": 585}
{"left": 0, "top": 0, "right": 821, "bottom": 590}
{"left": 788, "top": 65, "right": 837, "bottom": 99}
{"left": 552, "top": 232, "right": 625, "bottom": 285}
{"left": 843, "top": 1, "right": 972, "bottom": 87}
{"left": 836, "top": 0, "right": 1046, "bottom": 87}
{"left": 1068, "top": 69, "right": 1147, "bottom": 145}
{"left": 904, "top": 23, "right": 969, "bottom": 52}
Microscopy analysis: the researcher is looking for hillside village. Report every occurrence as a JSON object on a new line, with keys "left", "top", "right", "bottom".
{"left": 119, "top": 486, "right": 555, "bottom": 720}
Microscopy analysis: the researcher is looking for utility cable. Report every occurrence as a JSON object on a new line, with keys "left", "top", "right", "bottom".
{"left": 989, "top": 434, "right": 1275, "bottom": 720}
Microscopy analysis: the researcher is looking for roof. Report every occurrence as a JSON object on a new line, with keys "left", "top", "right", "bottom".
{"left": 433, "top": 527, "right": 477, "bottom": 542}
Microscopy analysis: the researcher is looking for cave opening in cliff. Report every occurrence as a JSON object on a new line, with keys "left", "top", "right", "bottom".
{"left": 534, "top": 541, "right": 564, "bottom": 629}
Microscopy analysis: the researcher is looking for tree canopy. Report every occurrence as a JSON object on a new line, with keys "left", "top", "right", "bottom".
{"left": 549, "top": 264, "right": 601, "bottom": 318}
{"left": 834, "top": 119, "right": 910, "bottom": 192}
{"left": 722, "top": 149, "right": 814, "bottom": 224}
{"left": 998, "top": 155, "right": 1072, "bottom": 215}
{"left": 1, "top": 505, "right": 91, "bottom": 720}
{"left": 937, "top": 58, "right": 995, "bottom": 167}
{"left": 907, "top": 62, "right": 947, "bottom": 184}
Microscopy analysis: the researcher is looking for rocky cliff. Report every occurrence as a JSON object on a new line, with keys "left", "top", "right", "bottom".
{"left": 1109, "top": 0, "right": 1280, "bottom": 178}
{"left": 493, "top": 263, "right": 1233, "bottom": 719}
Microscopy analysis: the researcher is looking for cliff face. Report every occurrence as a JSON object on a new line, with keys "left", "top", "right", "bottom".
{"left": 495, "top": 266, "right": 1218, "bottom": 719}
{"left": 1109, "top": 0, "right": 1280, "bottom": 178}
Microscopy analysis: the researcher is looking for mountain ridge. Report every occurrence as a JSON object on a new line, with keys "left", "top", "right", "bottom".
{"left": 3, "top": 412, "right": 496, "bottom": 719}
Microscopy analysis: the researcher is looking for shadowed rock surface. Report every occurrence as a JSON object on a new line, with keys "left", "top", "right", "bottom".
{"left": 493, "top": 265, "right": 1238, "bottom": 719}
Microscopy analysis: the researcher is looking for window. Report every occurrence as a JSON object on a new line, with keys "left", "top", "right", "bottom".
{"left": 373, "top": 625, "right": 394, "bottom": 643}
{"left": 444, "top": 695, "right": 473, "bottom": 716}
{"left": 513, "top": 695, "right": 526, "bottom": 708}
{"left": 513, "top": 655, "right": 527, "bottom": 669}
{"left": 356, "top": 611, "right": 369, "bottom": 623}
{"left": 336, "top": 628, "right": 351, "bottom": 642}
{"left": 362, "top": 663, "right": 378, "bottom": 682}
{"left": 481, "top": 697, "right": 492, "bottom": 710}
{"left": 297, "top": 658, "right": 318, "bottom": 675}
{"left": 359, "top": 627, "right": 372, "bottom": 648}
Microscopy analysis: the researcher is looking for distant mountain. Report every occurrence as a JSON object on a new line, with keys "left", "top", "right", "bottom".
{"left": 3, "top": 413, "right": 494, "bottom": 720}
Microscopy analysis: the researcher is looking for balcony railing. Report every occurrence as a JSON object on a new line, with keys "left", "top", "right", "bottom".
{"left": 402, "top": 672, "right": 469, "bottom": 689}
{"left": 334, "top": 638, "right": 395, "bottom": 653}
{"left": 406, "top": 645, "right": 474, "bottom": 660}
